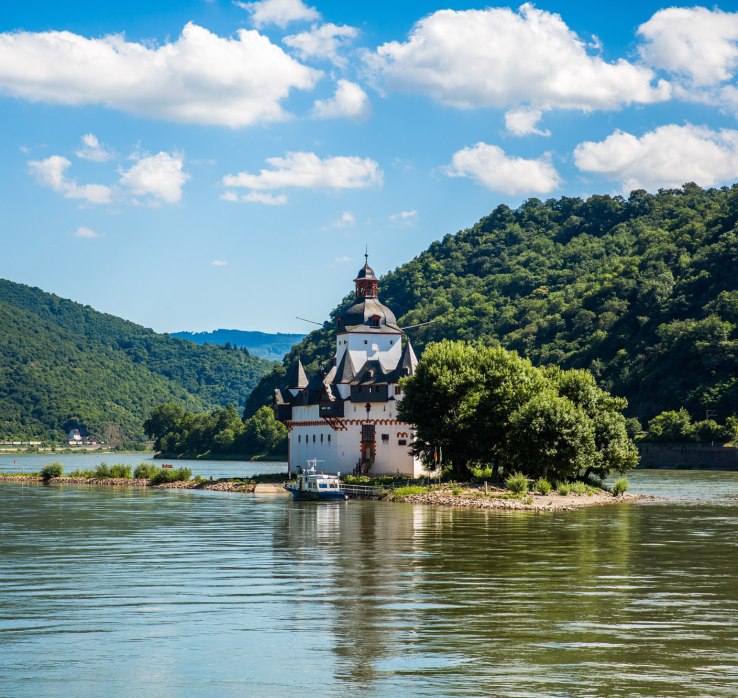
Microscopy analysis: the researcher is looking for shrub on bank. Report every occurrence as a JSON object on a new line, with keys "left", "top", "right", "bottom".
{"left": 150, "top": 467, "right": 192, "bottom": 484}
{"left": 557, "top": 482, "right": 571, "bottom": 496}
{"left": 134, "top": 463, "right": 159, "bottom": 479}
{"left": 505, "top": 472, "right": 528, "bottom": 495}
{"left": 569, "top": 481, "right": 588, "bottom": 496}
{"left": 535, "top": 478, "right": 552, "bottom": 495}
{"left": 40, "top": 462, "right": 63, "bottom": 481}
{"left": 612, "top": 477, "right": 629, "bottom": 497}
{"left": 93, "top": 463, "right": 132, "bottom": 479}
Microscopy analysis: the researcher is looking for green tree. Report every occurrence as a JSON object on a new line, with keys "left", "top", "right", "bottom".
{"left": 646, "top": 409, "right": 695, "bottom": 442}
{"left": 143, "top": 403, "right": 187, "bottom": 451}
{"left": 238, "top": 406, "right": 287, "bottom": 456}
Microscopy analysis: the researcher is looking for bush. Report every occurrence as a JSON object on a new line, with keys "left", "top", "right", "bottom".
{"left": 612, "top": 477, "right": 629, "bottom": 497}
{"left": 68, "top": 469, "right": 94, "bottom": 478}
{"left": 557, "top": 482, "right": 571, "bottom": 496}
{"left": 569, "top": 481, "right": 588, "bottom": 496}
{"left": 535, "top": 478, "right": 552, "bottom": 495}
{"left": 40, "top": 462, "right": 63, "bottom": 481}
{"left": 505, "top": 472, "right": 528, "bottom": 495}
{"left": 150, "top": 467, "right": 192, "bottom": 484}
{"left": 134, "top": 463, "right": 159, "bottom": 479}
{"left": 93, "top": 464, "right": 132, "bottom": 478}
{"left": 451, "top": 487, "right": 462, "bottom": 495}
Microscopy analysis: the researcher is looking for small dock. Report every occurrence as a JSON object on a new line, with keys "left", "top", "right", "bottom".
{"left": 341, "top": 483, "right": 386, "bottom": 498}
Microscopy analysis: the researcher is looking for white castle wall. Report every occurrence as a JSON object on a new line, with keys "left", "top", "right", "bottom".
{"left": 336, "top": 331, "right": 402, "bottom": 371}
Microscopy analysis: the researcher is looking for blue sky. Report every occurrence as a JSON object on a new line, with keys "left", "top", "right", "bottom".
{"left": 2, "top": 1, "right": 738, "bottom": 333}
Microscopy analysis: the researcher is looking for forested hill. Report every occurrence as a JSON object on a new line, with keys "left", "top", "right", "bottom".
{"left": 0, "top": 279, "right": 275, "bottom": 441}
{"left": 246, "top": 183, "right": 738, "bottom": 422}
{"left": 170, "top": 329, "right": 305, "bottom": 361}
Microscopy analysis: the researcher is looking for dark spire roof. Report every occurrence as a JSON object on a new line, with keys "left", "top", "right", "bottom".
{"left": 396, "top": 340, "right": 418, "bottom": 378}
{"left": 354, "top": 250, "right": 376, "bottom": 280}
{"left": 286, "top": 358, "right": 308, "bottom": 389}
{"left": 334, "top": 350, "right": 357, "bottom": 383}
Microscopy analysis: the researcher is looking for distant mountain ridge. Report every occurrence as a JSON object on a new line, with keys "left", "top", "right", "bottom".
{"left": 170, "top": 330, "right": 305, "bottom": 361}
{"left": 0, "top": 279, "right": 276, "bottom": 442}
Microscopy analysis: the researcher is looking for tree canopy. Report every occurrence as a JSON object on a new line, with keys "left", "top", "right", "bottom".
{"left": 247, "top": 184, "right": 738, "bottom": 427}
{"left": 398, "top": 340, "right": 638, "bottom": 481}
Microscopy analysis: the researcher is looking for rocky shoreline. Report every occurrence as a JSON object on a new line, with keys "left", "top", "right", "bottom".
{"left": 0, "top": 474, "right": 256, "bottom": 492}
{"left": 389, "top": 488, "right": 645, "bottom": 511}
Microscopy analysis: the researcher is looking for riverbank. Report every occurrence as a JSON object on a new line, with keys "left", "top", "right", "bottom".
{"left": 0, "top": 474, "right": 257, "bottom": 492}
{"left": 389, "top": 485, "right": 645, "bottom": 511}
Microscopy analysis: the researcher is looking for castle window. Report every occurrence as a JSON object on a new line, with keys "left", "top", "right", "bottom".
{"left": 364, "top": 339, "right": 368, "bottom": 345}
{"left": 327, "top": 434, "right": 331, "bottom": 443}
{"left": 395, "top": 385, "right": 401, "bottom": 395}
{"left": 398, "top": 439, "right": 407, "bottom": 446}
{"left": 313, "top": 434, "right": 316, "bottom": 443}
{"left": 381, "top": 434, "right": 389, "bottom": 442}
{"left": 370, "top": 314, "right": 381, "bottom": 327}
{"left": 298, "top": 435, "right": 301, "bottom": 443}
{"left": 320, "top": 434, "right": 324, "bottom": 443}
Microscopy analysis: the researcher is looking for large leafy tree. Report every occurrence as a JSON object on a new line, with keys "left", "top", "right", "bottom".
{"left": 400, "top": 340, "right": 638, "bottom": 480}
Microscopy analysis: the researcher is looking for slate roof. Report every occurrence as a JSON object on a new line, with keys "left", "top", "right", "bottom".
{"left": 285, "top": 358, "right": 308, "bottom": 389}
{"left": 339, "top": 297, "right": 401, "bottom": 333}
{"left": 334, "top": 350, "right": 357, "bottom": 383}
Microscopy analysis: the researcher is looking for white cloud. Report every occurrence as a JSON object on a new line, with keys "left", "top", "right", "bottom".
{"left": 73, "top": 226, "right": 103, "bottom": 238}
{"left": 312, "top": 79, "right": 370, "bottom": 119}
{"left": 446, "top": 142, "right": 561, "bottom": 196}
{"left": 574, "top": 123, "right": 738, "bottom": 192}
{"left": 222, "top": 151, "right": 383, "bottom": 192}
{"left": 75, "top": 133, "right": 114, "bottom": 162}
{"left": 371, "top": 4, "right": 669, "bottom": 120}
{"left": 0, "top": 23, "right": 319, "bottom": 127}
{"left": 28, "top": 155, "right": 112, "bottom": 204}
{"left": 284, "top": 23, "right": 358, "bottom": 66}
{"left": 211, "top": 259, "right": 229, "bottom": 267}
{"left": 504, "top": 108, "right": 550, "bottom": 137}
{"left": 389, "top": 209, "right": 417, "bottom": 226}
{"left": 244, "top": 191, "right": 288, "bottom": 205}
{"left": 119, "top": 152, "right": 189, "bottom": 204}
{"left": 332, "top": 211, "right": 356, "bottom": 227}
{"left": 335, "top": 255, "right": 351, "bottom": 263}
{"left": 238, "top": 0, "right": 319, "bottom": 29}
{"left": 638, "top": 7, "right": 738, "bottom": 87}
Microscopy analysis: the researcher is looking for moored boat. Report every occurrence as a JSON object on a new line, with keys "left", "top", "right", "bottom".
{"left": 285, "top": 459, "right": 347, "bottom": 501}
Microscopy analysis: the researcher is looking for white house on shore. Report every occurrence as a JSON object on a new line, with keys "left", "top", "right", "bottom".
{"left": 274, "top": 256, "right": 425, "bottom": 478}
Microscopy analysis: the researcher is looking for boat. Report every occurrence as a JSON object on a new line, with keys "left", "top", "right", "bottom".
{"left": 284, "top": 459, "right": 348, "bottom": 501}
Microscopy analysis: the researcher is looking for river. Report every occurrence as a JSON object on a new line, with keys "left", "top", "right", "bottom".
{"left": 2, "top": 467, "right": 738, "bottom": 696}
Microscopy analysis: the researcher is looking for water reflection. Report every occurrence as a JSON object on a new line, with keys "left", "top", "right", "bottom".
{"left": 3, "top": 481, "right": 738, "bottom": 696}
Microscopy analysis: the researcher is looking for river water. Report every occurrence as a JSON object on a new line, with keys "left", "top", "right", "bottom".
{"left": 2, "top": 467, "right": 738, "bottom": 697}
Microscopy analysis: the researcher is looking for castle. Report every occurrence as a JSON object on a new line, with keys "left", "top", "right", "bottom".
{"left": 273, "top": 256, "right": 425, "bottom": 477}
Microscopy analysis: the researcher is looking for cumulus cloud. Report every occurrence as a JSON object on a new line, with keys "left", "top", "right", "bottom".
{"left": 0, "top": 23, "right": 319, "bottom": 127}
{"left": 389, "top": 209, "right": 417, "bottom": 226}
{"left": 574, "top": 123, "right": 738, "bottom": 192}
{"left": 332, "top": 211, "right": 356, "bottom": 227}
{"left": 119, "top": 152, "right": 189, "bottom": 204}
{"left": 312, "top": 80, "right": 370, "bottom": 119}
{"left": 75, "top": 133, "right": 114, "bottom": 162}
{"left": 370, "top": 4, "right": 669, "bottom": 128}
{"left": 446, "top": 142, "right": 561, "bottom": 196}
{"left": 284, "top": 23, "right": 358, "bottom": 66}
{"left": 504, "top": 108, "right": 550, "bottom": 137}
{"left": 73, "top": 226, "right": 103, "bottom": 238}
{"left": 638, "top": 7, "right": 738, "bottom": 87}
{"left": 28, "top": 155, "right": 112, "bottom": 204}
{"left": 222, "top": 151, "right": 382, "bottom": 195}
{"left": 238, "top": 0, "right": 319, "bottom": 29}
{"left": 220, "top": 190, "right": 288, "bottom": 204}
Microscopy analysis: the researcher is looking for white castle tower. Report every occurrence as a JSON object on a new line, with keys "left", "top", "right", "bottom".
{"left": 273, "top": 255, "right": 425, "bottom": 477}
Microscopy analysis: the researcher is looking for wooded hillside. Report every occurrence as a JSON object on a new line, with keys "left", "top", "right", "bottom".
{"left": 247, "top": 184, "right": 738, "bottom": 422}
{"left": 0, "top": 280, "right": 275, "bottom": 441}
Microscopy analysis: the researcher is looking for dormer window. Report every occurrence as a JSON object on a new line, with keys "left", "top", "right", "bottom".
{"left": 337, "top": 317, "right": 343, "bottom": 329}
{"left": 370, "top": 314, "right": 381, "bottom": 327}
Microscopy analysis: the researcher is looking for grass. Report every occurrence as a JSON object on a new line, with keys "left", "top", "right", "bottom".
{"left": 505, "top": 472, "right": 529, "bottom": 495}
{"left": 612, "top": 477, "right": 629, "bottom": 497}
{"left": 387, "top": 485, "right": 429, "bottom": 500}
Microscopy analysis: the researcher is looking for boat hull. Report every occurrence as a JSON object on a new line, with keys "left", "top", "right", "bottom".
{"left": 284, "top": 485, "right": 347, "bottom": 501}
